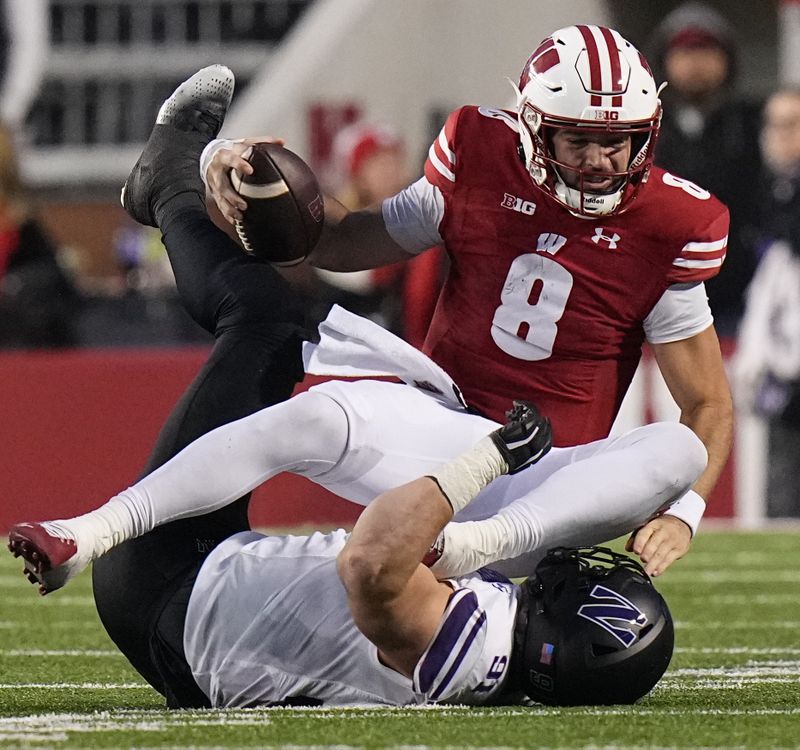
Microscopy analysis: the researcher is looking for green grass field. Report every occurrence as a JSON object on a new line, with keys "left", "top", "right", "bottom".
{"left": 1, "top": 530, "right": 798, "bottom": 749}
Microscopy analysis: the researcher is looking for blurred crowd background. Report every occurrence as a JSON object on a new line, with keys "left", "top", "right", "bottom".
{"left": 1, "top": 0, "right": 799, "bottom": 521}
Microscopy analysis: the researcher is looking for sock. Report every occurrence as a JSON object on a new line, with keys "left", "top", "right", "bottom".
{"left": 429, "top": 513, "right": 533, "bottom": 579}
{"left": 41, "top": 490, "right": 151, "bottom": 562}
{"left": 41, "top": 391, "right": 349, "bottom": 561}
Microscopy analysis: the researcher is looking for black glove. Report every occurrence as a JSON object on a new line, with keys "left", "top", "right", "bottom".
{"left": 489, "top": 400, "right": 552, "bottom": 474}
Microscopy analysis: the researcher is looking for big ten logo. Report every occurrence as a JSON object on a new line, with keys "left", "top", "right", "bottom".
{"left": 593, "top": 110, "right": 620, "bottom": 121}
{"left": 501, "top": 193, "right": 536, "bottom": 216}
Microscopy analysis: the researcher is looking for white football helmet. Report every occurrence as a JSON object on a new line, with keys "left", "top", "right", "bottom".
{"left": 513, "top": 25, "right": 663, "bottom": 217}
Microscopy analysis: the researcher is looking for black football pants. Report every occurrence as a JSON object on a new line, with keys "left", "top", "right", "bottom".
{"left": 91, "top": 197, "right": 307, "bottom": 707}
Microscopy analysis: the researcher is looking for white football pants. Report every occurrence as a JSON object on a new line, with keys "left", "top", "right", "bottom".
{"left": 100, "top": 378, "right": 706, "bottom": 576}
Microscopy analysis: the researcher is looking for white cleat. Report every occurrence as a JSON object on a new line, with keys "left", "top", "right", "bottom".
{"left": 156, "top": 64, "right": 235, "bottom": 133}
{"left": 121, "top": 64, "right": 235, "bottom": 226}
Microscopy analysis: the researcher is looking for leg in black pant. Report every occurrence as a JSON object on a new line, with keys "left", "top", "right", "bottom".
{"left": 92, "top": 198, "right": 308, "bottom": 704}
{"left": 5, "top": 66, "right": 308, "bottom": 706}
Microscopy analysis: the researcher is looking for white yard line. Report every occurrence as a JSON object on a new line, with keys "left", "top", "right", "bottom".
{"left": 660, "top": 678, "right": 799, "bottom": 689}
{"left": 0, "top": 682, "right": 151, "bottom": 689}
{"left": 674, "top": 620, "right": 800, "bottom": 629}
{"left": 699, "top": 593, "right": 800, "bottom": 605}
{"left": 2, "top": 707, "right": 800, "bottom": 720}
{"left": 661, "top": 571, "right": 800, "bottom": 582}
{"left": 0, "top": 619, "right": 96, "bottom": 629}
{"left": 0, "top": 649, "right": 121, "bottom": 657}
{"left": 674, "top": 647, "right": 800, "bottom": 654}
{"left": 669, "top": 664, "right": 800, "bottom": 676}
{"left": 680, "top": 550, "right": 798, "bottom": 565}
{"left": 0, "top": 594, "right": 96, "bottom": 606}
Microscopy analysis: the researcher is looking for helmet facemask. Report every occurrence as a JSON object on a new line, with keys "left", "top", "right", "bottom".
{"left": 514, "top": 87, "right": 661, "bottom": 218}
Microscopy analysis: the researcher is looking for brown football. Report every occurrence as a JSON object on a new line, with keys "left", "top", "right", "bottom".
{"left": 231, "top": 142, "right": 324, "bottom": 266}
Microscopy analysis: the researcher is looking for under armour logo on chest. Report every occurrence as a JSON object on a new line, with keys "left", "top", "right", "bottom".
{"left": 591, "top": 228, "right": 621, "bottom": 249}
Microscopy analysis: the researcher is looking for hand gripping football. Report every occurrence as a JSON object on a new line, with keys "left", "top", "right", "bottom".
{"left": 231, "top": 142, "right": 324, "bottom": 266}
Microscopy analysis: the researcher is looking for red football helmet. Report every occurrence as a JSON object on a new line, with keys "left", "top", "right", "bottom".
{"left": 513, "top": 25, "right": 663, "bottom": 217}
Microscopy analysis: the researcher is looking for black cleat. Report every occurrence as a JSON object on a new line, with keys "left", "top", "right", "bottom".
{"left": 490, "top": 400, "right": 553, "bottom": 474}
{"left": 121, "top": 64, "right": 235, "bottom": 227}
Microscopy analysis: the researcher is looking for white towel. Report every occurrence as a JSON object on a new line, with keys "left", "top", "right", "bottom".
{"left": 302, "top": 305, "right": 467, "bottom": 410}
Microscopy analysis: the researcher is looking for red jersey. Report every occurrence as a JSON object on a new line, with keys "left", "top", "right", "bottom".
{"left": 421, "top": 106, "right": 729, "bottom": 445}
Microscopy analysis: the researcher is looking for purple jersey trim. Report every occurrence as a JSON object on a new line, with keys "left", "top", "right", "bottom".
{"left": 430, "top": 609, "right": 486, "bottom": 700}
{"left": 475, "top": 567, "right": 511, "bottom": 585}
{"left": 415, "top": 589, "right": 484, "bottom": 695}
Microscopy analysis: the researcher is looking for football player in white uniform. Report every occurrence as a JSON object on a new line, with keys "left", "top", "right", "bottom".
{"left": 9, "top": 65, "right": 696, "bottom": 707}
{"left": 11, "top": 394, "right": 674, "bottom": 708}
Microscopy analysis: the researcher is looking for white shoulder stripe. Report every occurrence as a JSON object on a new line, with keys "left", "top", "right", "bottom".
{"left": 438, "top": 129, "right": 456, "bottom": 166}
{"left": 673, "top": 254, "right": 726, "bottom": 269}
{"left": 428, "top": 143, "right": 455, "bottom": 182}
{"left": 681, "top": 236, "right": 728, "bottom": 255}
{"left": 477, "top": 106, "right": 519, "bottom": 133}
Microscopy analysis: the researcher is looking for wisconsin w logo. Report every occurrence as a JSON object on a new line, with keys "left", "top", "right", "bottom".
{"left": 577, "top": 585, "right": 648, "bottom": 647}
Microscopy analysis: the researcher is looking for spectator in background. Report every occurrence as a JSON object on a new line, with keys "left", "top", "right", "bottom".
{"left": 735, "top": 89, "right": 800, "bottom": 518}
{"left": 0, "top": 122, "right": 80, "bottom": 348}
{"left": 651, "top": 2, "right": 762, "bottom": 336}
{"left": 313, "top": 122, "right": 445, "bottom": 344}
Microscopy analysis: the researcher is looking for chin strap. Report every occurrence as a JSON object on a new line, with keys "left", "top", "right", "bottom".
{"left": 553, "top": 171, "right": 624, "bottom": 217}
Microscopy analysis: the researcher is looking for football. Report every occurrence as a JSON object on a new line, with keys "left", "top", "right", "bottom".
{"left": 231, "top": 142, "right": 324, "bottom": 266}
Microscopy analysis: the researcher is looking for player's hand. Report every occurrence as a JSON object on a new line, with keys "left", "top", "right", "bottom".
{"left": 625, "top": 515, "right": 692, "bottom": 577}
{"left": 206, "top": 136, "right": 285, "bottom": 224}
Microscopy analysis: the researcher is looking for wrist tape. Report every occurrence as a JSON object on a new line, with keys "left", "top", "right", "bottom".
{"left": 199, "top": 138, "right": 239, "bottom": 189}
{"left": 663, "top": 489, "right": 706, "bottom": 536}
{"left": 428, "top": 436, "right": 508, "bottom": 514}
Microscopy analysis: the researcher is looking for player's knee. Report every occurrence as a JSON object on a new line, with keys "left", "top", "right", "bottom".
{"left": 645, "top": 422, "right": 708, "bottom": 491}
{"left": 179, "top": 257, "right": 303, "bottom": 334}
{"left": 269, "top": 391, "right": 349, "bottom": 471}
{"left": 216, "top": 260, "right": 303, "bottom": 331}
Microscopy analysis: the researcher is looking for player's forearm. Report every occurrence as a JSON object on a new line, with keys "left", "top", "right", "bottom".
{"left": 339, "top": 433, "right": 511, "bottom": 600}
{"left": 309, "top": 197, "right": 414, "bottom": 272}
{"left": 679, "top": 396, "right": 733, "bottom": 500}
{"left": 338, "top": 478, "right": 453, "bottom": 603}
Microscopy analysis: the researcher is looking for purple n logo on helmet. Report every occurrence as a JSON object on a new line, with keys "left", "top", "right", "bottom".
{"left": 576, "top": 584, "right": 648, "bottom": 648}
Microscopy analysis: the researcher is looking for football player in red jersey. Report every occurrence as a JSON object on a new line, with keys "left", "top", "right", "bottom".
{"left": 214, "top": 26, "right": 731, "bottom": 573}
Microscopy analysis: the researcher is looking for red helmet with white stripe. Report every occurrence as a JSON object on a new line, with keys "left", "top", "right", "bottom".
{"left": 513, "top": 25, "right": 663, "bottom": 217}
